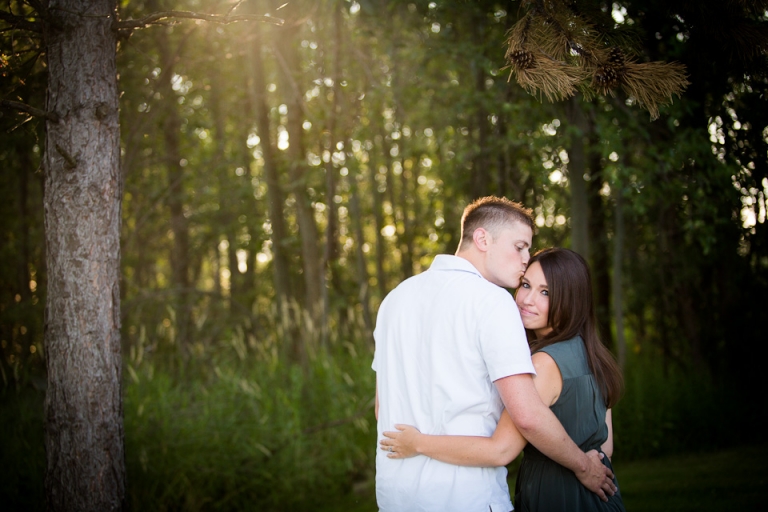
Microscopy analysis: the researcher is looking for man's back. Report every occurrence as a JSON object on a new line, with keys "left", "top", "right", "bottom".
{"left": 373, "top": 255, "right": 534, "bottom": 512}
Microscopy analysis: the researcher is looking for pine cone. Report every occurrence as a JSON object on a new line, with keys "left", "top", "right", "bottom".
{"left": 608, "top": 47, "right": 625, "bottom": 66}
{"left": 594, "top": 64, "right": 621, "bottom": 90}
{"left": 509, "top": 49, "right": 536, "bottom": 70}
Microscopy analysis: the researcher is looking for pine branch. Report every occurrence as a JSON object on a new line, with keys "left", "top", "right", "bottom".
{"left": 504, "top": 0, "right": 691, "bottom": 119}
{"left": 620, "top": 62, "right": 690, "bottom": 120}
{"left": 1, "top": 99, "right": 59, "bottom": 122}
{"left": 113, "top": 11, "right": 284, "bottom": 31}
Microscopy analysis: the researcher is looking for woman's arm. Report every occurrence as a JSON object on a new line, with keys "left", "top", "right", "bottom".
{"left": 380, "top": 410, "right": 526, "bottom": 467}
{"left": 600, "top": 409, "right": 613, "bottom": 460}
{"left": 379, "top": 351, "right": 565, "bottom": 468}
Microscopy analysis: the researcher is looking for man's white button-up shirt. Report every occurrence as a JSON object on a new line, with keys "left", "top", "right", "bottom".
{"left": 373, "top": 255, "right": 535, "bottom": 512}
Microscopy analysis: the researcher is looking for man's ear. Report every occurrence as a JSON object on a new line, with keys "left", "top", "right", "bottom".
{"left": 473, "top": 227, "right": 490, "bottom": 252}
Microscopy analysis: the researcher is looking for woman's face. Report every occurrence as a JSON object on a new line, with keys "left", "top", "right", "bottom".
{"left": 515, "top": 261, "right": 552, "bottom": 339}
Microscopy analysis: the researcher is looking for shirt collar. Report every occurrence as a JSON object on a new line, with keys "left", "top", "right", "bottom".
{"left": 429, "top": 254, "right": 483, "bottom": 278}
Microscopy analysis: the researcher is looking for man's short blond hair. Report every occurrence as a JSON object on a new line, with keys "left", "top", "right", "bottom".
{"left": 458, "top": 196, "right": 534, "bottom": 251}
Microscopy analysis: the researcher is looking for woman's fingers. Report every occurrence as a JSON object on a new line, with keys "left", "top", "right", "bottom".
{"left": 379, "top": 440, "right": 402, "bottom": 458}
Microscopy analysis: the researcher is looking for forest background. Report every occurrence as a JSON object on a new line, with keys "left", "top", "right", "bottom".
{"left": 1, "top": 0, "right": 767, "bottom": 510}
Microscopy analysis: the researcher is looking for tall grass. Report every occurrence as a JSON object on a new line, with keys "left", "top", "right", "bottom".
{"left": 0, "top": 303, "right": 757, "bottom": 510}
{"left": 122, "top": 304, "right": 377, "bottom": 511}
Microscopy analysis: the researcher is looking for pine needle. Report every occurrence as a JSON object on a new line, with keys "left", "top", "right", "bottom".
{"left": 509, "top": 56, "right": 589, "bottom": 102}
{"left": 621, "top": 61, "right": 690, "bottom": 120}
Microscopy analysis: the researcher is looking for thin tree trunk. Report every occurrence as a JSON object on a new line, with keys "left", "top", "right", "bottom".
{"left": 43, "top": 0, "right": 125, "bottom": 508}
{"left": 156, "top": 26, "right": 192, "bottom": 348}
{"left": 567, "top": 97, "right": 590, "bottom": 258}
{"left": 317, "top": 1, "right": 344, "bottom": 346}
{"left": 586, "top": 124, "right": 614, "bottom": 350}
{"left": 368, "top": 147, "right": 387, "bottom": 298}
{"left": 276, "top": 15, "right": 323, "bottom": 341}
{"left": 323, "top": 0, "right": 343, "bottom": 297}
{"left": 398, "top": 151, "right": 414, "bottom": 279}
{"left": 612, "top": 187, "right": 626, "bottom": 369}
{"left": 17, "top": 162, "right": 32, "bottom": 302}
{"left": 472, "top": 63, "right": 490, "bottom": 198}
{"left": 208, "top": 46, "right": 240, "bottom": 306}
{"left": 349, "top": 171, "right": 373, "bottom": 336}
{"left": 248, "top": 25, "right": 291, "bottom": 310}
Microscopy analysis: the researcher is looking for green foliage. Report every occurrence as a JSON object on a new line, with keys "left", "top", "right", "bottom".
{"left": 122, "top": 319, "right": 376, "bottom": 511}
{"left": 0, "top": 315, "right": 376, "bottom": 511}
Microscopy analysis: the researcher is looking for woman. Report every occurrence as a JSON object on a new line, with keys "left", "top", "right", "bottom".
{"left": 379, "top": 248, "right": 626, "bottom": 511}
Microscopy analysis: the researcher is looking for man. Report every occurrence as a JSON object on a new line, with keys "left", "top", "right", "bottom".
{"left": 372, "top": 196, "right": 615, "bottom": 512}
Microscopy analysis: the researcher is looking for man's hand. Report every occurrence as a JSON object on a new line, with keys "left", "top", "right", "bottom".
{"left": 575, "top": 450, "right": 616, "bottom": 502}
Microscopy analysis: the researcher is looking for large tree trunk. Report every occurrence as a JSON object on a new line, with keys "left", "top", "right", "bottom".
{"left": 43, "top": 0, "right": 126, "bottom": 509}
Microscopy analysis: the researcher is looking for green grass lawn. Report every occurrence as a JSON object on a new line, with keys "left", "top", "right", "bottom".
{"left": 616, "top": 443, "right": 768, "bottom": 511}
{"left": 324, "top": 443, "right": 768, "bottom": 511}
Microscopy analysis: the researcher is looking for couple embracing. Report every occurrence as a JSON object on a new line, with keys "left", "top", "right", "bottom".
{"left": 372, "top": 196, "right": 626, "bottom": 512}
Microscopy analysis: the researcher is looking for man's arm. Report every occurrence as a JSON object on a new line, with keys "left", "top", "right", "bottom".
{"left": 495, "top": 373, "right": 616, "bottom": 501}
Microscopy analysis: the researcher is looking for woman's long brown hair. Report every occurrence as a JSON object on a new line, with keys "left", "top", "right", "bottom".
{"left": 523, "top": 248, "right": 624, "bottom": 408}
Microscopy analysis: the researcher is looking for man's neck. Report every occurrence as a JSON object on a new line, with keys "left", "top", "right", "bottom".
{"left": 455, "top": 249, "right": 486, "bottom": 280}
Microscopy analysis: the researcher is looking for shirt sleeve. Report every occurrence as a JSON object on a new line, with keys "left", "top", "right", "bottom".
{"left": 478, "top": 289, "right": 536, "bottom": 382}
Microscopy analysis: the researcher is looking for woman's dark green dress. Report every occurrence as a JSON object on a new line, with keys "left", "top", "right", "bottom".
{"left": 513, "top": 336, "right": 626, "bottom": 511}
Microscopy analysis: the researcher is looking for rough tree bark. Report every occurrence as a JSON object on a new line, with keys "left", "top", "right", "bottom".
{"left": 43, "top": 0, "right": 126, "bottom": 509}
